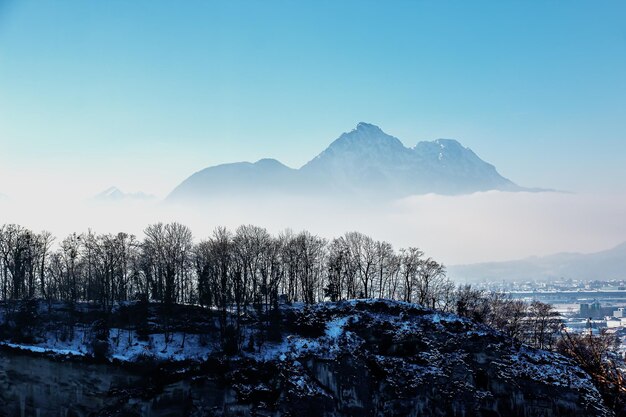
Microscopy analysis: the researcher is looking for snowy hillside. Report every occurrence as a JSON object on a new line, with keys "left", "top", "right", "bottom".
{"left": 0, "top": 299, "right": 610, "bottom": 416}
{"left": 94, "top": 186, "right": 155, "bottom": 202}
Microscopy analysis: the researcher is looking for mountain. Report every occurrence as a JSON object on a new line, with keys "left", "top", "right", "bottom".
{"left": 168, "top": 158, "right": 300, "bottom": 201}
{"left": 94, "top": 186, "right": 155, "bottom": 202}
{"left": 301, "top": 122, "right": 520, "bottom": 196}
{"left": 168, "top": 122, "right": 528, "bottom": 201}
{"left": 449, "top": 242, "right": 626, "bottom": 282}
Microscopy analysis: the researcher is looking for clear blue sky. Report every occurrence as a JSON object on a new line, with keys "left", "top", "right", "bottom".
{"left": 1, "top": 0, "right": 625, "bottom": 197}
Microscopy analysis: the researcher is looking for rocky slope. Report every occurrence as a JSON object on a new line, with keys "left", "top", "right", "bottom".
{"left": 0, "top": 300, "right": 611, "bottom": 416}
{"left": 215, "top": 299, "right": 612, "bottom": 417}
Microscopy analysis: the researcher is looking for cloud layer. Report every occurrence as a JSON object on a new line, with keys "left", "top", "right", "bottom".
{"left": 0, "top": 191, "right": 624, "bottom": 266}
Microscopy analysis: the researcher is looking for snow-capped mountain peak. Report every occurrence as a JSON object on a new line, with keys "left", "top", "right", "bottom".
{"left": 168, "top": 123, "right": 530, "bottom": 201}
{"left": 305, "top": 122, "right": 407, "bottom": 165}
{"left": 94, "top": 187, "right": 155, "bottom": 202}
{"left": 97, "top": 186, "right": 125, "bottom": 199}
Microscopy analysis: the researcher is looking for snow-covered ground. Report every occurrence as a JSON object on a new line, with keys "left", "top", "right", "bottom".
{"left": 0, "top": 328, "right": 218, "bottom": 362}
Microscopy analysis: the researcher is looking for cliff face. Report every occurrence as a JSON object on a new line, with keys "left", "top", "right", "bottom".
{"left": 0, "top": 299, "right": 613, "bottom": 417}
{"left": 191, "top": 300, "right": 611, "bottom": 417}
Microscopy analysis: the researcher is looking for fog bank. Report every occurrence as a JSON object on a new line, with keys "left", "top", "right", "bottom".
{"left": 0, "top": 191, "right": 624, "bottom": 266}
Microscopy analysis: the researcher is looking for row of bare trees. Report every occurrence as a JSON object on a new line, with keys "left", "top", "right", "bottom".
{"left": 0, "top": 223, "right": 451, "bottom": 309}
{"left": 455, "top": 286, "right": 563, "bottom": 349}
{"left": 0, "top": 225, "right": 144, "bottom": 310}
{"left": 0, "top": 222, "right": 568, "bottom": 350}
{"left": 3, "top": 222, "right": 625, "bottom": 410}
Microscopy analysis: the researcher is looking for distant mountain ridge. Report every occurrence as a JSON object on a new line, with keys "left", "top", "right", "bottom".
{"left": 168, "top": 122, "right": 531, "bottom": 201}
{"left": 448, "top": 242, "right": 626, "bottom": 282}
{"left": 94, "top": 187, "right": 155, "bottom": 202}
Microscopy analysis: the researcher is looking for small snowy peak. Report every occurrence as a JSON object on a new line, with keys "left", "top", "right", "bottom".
{"left": 97, "top": 186, "right": 125, "bottom": 199}
{"left": 94, "top": 186, "right": 155, "bottom": 202}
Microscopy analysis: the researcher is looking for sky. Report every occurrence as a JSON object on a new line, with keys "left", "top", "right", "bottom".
{"left": 0, "top": 1, "right": 625, "bottom": 265}
{"left": 1, "top": 0, "right": 625, "bottom": 198}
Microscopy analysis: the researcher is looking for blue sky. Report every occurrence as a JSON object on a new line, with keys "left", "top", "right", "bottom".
{"left": 1, "top": 0, "right": 625, "bottom": 197}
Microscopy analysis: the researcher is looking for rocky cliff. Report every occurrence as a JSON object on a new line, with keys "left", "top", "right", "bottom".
{"left": 0, "top": 299, "right": 613, "bottom": 416}
{"left": 122, "top": 300, "right": 611, "bottom": 417}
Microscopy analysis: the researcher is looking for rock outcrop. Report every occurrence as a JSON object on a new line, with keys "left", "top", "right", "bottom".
{"left": 0, "top": 299, "right": 612, "bottom": 416}
{"left": 182, "top": 300, "right": 612, "bottom": 416}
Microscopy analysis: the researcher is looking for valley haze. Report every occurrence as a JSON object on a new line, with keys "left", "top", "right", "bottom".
{"left": 1, "top": 123, "right": 624, "bottom": 270}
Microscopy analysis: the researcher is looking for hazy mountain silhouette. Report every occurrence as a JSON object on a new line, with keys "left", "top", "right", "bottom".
{"left": 94, "top": 187, "right": 155, "bottom": 202}
{"left": 168, "top": 123, "right": 530, "bottom": 201}
{"left": 449, "top": 242, "right": 626, "bottom": 282}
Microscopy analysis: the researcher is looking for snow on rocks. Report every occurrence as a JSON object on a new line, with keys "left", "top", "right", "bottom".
{"left": 0, "top": 298, "right": 613, "bottom": 416}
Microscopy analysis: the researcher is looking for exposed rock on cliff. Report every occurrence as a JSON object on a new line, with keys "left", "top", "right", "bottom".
{"left": 0, "top": 299, "right": 613, "bottom": 416}
{"left": 207, "top": 300, "right": 612, "bottom": 417}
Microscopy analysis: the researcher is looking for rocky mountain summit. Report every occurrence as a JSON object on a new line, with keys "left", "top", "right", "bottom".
{"left": 167, "top": 123, "right": 527, "bottom": 201}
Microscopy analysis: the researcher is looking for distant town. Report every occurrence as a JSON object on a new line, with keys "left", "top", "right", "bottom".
{"left": 477, "top": 278, "right": 626, "bottom": 355}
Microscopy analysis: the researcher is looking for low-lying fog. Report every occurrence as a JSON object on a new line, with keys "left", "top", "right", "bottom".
{"left": 0, "top": 191, "right": 625, "bottom": 266}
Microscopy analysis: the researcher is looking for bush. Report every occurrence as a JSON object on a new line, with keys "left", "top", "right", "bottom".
{"left": 13, "top": 299, "right": 41, "bottom": 343}
{"left": 222, "top": 324, "right": 239, "bottom": 355}
{"left": 90, "top": 319, "right": 111, "bottom": 361}
{"left": 285, "top": 308, "right": 326, "bottom": 338}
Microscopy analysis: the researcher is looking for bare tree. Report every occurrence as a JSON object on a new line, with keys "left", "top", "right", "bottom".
{"left": 415, "top": 258, "right": 446, "bottom": 309}
{"left": 399, "top": 247, "right": 422, "bottom": 303}
{"left": 60, "top": 233, "right": 83, "bottom": 303}
{"left": 479, "top": 292, "right": 529, "bottom": 341}
{"left": 36, "top": 231, "right": 55, "bottom": 300}
{"left": 374, "top": 240, "right": 394, "bottom": 298}
{"left": 527, "top": 301, "right": 562, "bottom": 350}
{"left": 455, "top": 285, "right": 489, "bottom": 323}
{"left": 143, "top": 222, "right": 193, "bottom": 304}
{"left": 558, "top": 327, "right": 626, "bottom": 411}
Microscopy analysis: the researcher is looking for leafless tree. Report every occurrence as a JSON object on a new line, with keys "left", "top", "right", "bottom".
{"left": 526, "top": 300, "right": 562, "bottom": 350}
{"left": 142, "top": 222, "right": 193, "bottom": 304}
{"left": 399, "top": 247, "right": 423, "bottom": 303}
{"left": 558, "top": 327, "right": 626, "bottom": 411}
{"left": 415, "top": 258, "right": 447, "bottom": 309}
